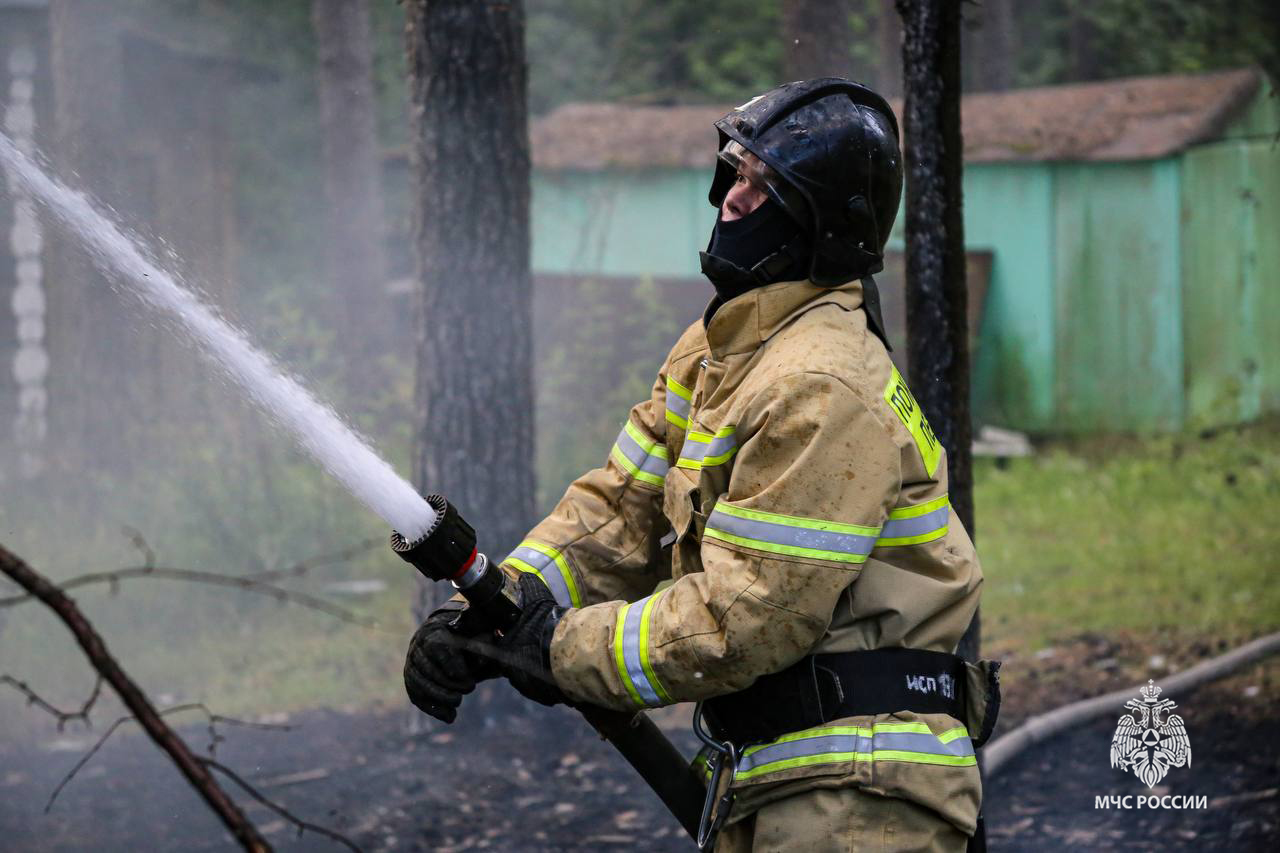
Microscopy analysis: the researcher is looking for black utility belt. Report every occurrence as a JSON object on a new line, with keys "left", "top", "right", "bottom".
{"left": 704, "top": 647, "right": 983, "bottom": 747}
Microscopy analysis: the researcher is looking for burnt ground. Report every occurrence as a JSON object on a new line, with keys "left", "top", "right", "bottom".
{"left": 985, "top": 685, "right": 1279, "bottom": 852}
{"left": 1, "top": 637, "right": 1277, "bottom": 852}
{"left": 0, "top": 698, "right": 697, "bottom": 852}
{"left": 984, "top": 632, "right": 1280, "bottom": 852}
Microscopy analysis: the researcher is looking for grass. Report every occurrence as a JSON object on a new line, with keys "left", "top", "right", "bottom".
{"left": 976, "top": 416, "right": 1280, "bottom": 654}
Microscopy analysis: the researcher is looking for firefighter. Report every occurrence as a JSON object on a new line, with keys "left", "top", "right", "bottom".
{"left": 405, "top": 78, "right": 999, "bottom": 851}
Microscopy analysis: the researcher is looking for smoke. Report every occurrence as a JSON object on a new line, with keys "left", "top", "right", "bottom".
{"left": 0, "top": 132, "right": 433, "bottom": 542}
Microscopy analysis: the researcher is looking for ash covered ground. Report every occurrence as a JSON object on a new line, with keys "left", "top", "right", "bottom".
{"left": 1, "top": 654, "right": 1275, "bottom": 852}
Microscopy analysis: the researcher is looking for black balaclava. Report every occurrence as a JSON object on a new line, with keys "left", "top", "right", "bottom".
{"left": 700, "top": 198, "right": 809, "bottom": 310}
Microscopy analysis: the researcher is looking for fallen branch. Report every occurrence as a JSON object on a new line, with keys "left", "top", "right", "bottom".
{"left": 43, "top": 703, "right": 292, "bottom": 813}
{"left": 1, "top": 674, "right": 103, "bottom": 731}
{"left": 985, "top": 631, "right": 1280, "bottom": 778}
{"left": 0, "top": 564, "right": 380, "bottom": 628}
{"left": 0, "top": 543, "right": 270, "bottom": 852}
{"left": 0, "top": 531, "right": 385, "bottom": 630}
{"left": 202, "top": 758, "right": 362, "bottom": 852}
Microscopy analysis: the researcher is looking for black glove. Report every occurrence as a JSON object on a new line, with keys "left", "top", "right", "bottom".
{"left": 495, "top": 572, "right": 568, "bottom": 707}
{"left": 404, "top": 602, "right": 499, "bottom": 724}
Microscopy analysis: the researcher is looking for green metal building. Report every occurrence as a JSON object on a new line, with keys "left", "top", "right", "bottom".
{"left": 528, "top": 69, "right": 1279, "bottom": 433}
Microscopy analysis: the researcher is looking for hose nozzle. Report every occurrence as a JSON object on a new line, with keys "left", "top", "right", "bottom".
{"left": 391, "top": 494, "right": 521, "bottom": 630}
{"left": 390, "top": 494, "right": 477, "bottom": 583}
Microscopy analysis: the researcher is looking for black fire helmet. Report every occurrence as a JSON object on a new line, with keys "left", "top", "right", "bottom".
{"left": 708, "top": 78, "right": 903, "bottom": 287}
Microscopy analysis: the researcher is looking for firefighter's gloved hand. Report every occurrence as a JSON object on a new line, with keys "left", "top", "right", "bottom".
{"left": 404, "top": 602, "right": 498, "bottom": 724}
{"left": 496, "top": 572, "right": 567, "bottom": 707}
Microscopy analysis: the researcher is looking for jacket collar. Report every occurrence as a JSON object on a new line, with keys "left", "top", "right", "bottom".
{"left": 702, "top": 278, "right": 866, "bottom": 360}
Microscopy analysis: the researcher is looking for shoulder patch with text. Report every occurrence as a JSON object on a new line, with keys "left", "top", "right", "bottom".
{"left": 883, "top": 365, "right": 942, "bottom": 477}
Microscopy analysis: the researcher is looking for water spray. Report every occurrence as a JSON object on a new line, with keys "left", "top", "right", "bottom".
{"left": 0, "top": 131, "right": 702, "bottom": 841}
{"left": 0, "top": 132, "right": 434, "bottom": 542}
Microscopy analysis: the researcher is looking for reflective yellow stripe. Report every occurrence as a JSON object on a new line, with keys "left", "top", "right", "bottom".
{"left": 613, "top": 593, "right": 670, "bottom": 708}
{"left": 734, "top": 721, "right": 976, "bottom": 781}
{"left": 610, "top": 420, "right": 668, "bottom": 488}
{"left": 637, "top": 594, "right": 671, "bottom": 704}
{"left": 716, "top": 503, "right": 880, "bottom": 536}
{"left": 676, "top": 426, "right": 738, "bottom": 470}
{"left": 887, "top": 494, "right": 949, "bottom": 520}
{"left": 870, "top": 751, "right": 977, "bottom": 767}
{"left": 884, "top": 364, "right": 942, "bottom": 477}
{"left": 508, "top": 540, "right": 582, "bottom": 609}
{"left": 703, "top": 528, "right": 871, "bottom": 564}
{"left": 613, "top": 606, "right": 645, "bottom": 707}
{"left": 665, "top": 377, "right": 691, "bottom": 429}
{"left": 704, "top": 501, "right": 880, "bottom": 565}
{"left": 876, "top": 494, "right": 950, "bottom": 547}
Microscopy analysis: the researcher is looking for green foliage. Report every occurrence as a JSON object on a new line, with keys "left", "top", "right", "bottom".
{"left": 526, "top": 0, "right": 784, "bottom": 114}
{"left": 998, "top": 0, "right": 1280, "bottom": 89}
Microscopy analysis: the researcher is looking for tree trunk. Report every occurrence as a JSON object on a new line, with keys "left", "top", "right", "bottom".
{"left": 782, "top": 0, "right": 853, "bottom": 80}
{"left": 311, "top": 0, "right": 389, "bottom": 381}
{"left": 404, "top": 0, "right": 535, "bottom": 617}
{"left": 895, "top": 0, "right": 978, "bottom": 662}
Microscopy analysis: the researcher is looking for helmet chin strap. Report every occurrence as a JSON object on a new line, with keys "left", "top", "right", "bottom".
{"left": 700, "top": 199, "right": 811, "bottom": 306}
{"left": 699, "top": 238, "right": 809, "bottom": 303}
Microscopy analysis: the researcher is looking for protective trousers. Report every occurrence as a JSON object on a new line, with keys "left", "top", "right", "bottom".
{"left": 715, "top": 787, "right": 967, "bottom": 853}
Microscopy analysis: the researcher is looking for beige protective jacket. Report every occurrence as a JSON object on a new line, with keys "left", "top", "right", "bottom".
{"left": 502, "top": 278, "right": 985, "bottom": 833}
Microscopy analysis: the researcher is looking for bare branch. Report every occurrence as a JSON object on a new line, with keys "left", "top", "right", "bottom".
{"left": 0, "top": 543, "right": 271, "bottom": 853}
{"left": 0, "top": 565, "right": 385, "bottom": 631}
{"left": 0, "top": 533, "right": 387, "bottom": 629}
{"left": 201, "top": 757, "right": 364, "bottom": 853}
{"left": 43, "top": 703, "right": 292, "bottom": 813}
{"left": 247, "top": 537, "right": 383, "bottom": 583}
{"left": 121, "top": 525, "right": 157, "bottom": 570}
{"left": 0, "top": 674, "right": 103, "bottom": 732}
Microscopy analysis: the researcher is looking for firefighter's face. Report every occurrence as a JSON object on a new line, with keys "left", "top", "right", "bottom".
{"left": 721, "top": 168, "right": 769, "bottom": 222}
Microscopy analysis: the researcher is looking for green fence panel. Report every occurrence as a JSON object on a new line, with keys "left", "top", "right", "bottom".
{"left": 962, "top": 164, "right": 1056, "bottom": 430}
{"left": 1051, "top": 160, "right": 1184, "bottom": 431}
{"left": 1182, "top": 140, "right": 1280, "bottom": 428}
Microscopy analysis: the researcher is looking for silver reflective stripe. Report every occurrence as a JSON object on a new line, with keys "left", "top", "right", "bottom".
{"left": 665, "top": 377, "right": 692, "bottom": 428}
{"left": 620, "top": 598, "right": 662, "bottom": 706}
{"left": 640, "top": 449, "right": 668, "bottom": 479}
{"left": 706, "top": 508, "right": 878, "bottom": 560}
{"left": 676, "top": 430, "right": 737, "bottom": 469}
{"left": 615, "top": 424, "right": 668, "bottom": 478}
{"left": 737, "top": 732, "right": 870, "bottom": 775}
{"left": 611, "top": 422, "right": 668, "bottom": 488}
{"left": 879, "top": 504, "right": 949, "bottom": 541}
{"left": 508, "top": 545, "right": 573, "bottom": 607}
{"left": 666, "top": 388, "right": 690, "bottom": 419}
{"left": 875, "top": 731, "right": 975, "bottom": 759}
{"left": 736, "top": 725, "right": 975, "bottom": 779}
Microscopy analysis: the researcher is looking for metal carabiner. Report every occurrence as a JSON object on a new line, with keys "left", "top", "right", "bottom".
{"left": 693, "top": 702, "right": 739, "bottom": 851}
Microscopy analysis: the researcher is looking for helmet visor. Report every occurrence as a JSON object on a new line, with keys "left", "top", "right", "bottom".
{"left": 718, "top": 140, "right": 810, "bottom": 230}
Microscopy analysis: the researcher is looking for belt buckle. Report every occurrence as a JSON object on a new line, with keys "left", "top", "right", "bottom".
{"left": 693, "top": 701, "right": 740, "bottom": 851}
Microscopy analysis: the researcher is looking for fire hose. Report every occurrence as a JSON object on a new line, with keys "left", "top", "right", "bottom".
{"left": 391, "top": 494, "right": 705, "bottom": 843}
